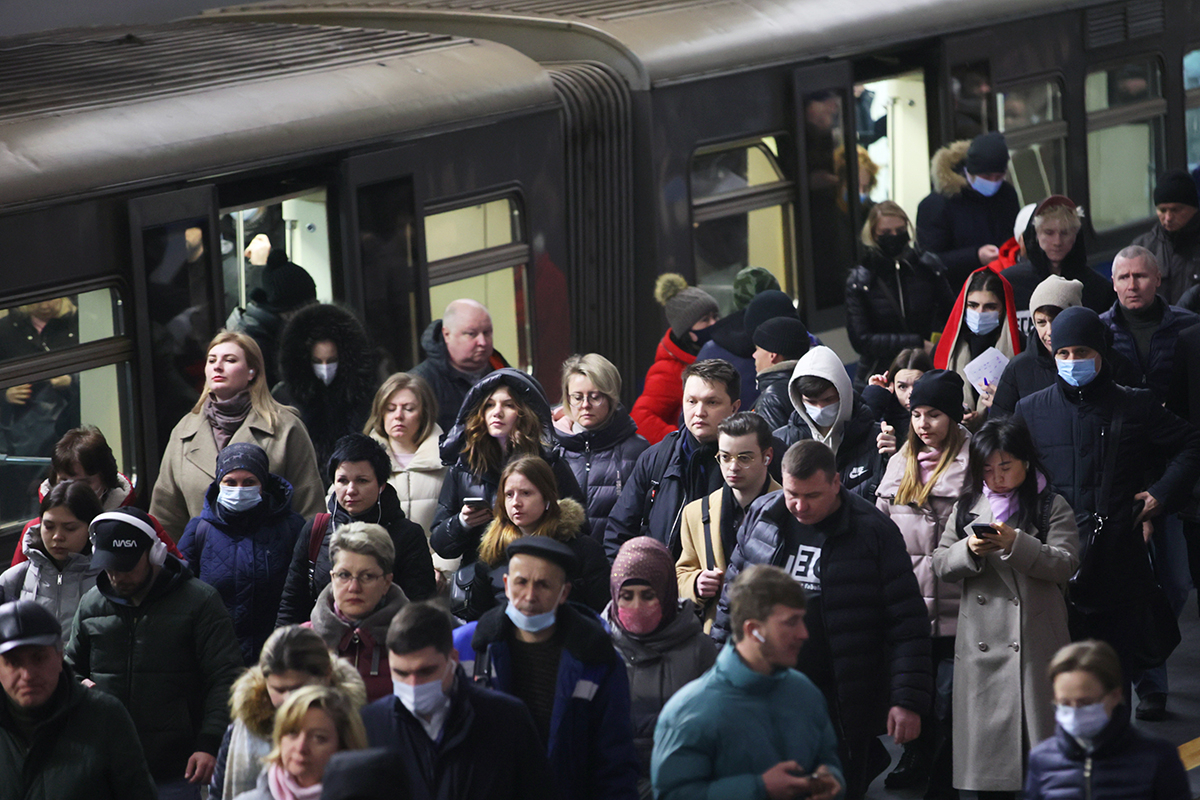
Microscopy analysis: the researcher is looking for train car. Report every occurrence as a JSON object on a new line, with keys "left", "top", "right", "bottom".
{"left": 0, "top": 19, "right": 569, "bottom": 556}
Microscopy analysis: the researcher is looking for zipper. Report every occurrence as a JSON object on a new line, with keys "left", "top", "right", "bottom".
{"left": 894, "top": 259, "right": 907, "bottom": 319}
{"left": 1084, "top": 755, "right": 1092, "bottom": 800}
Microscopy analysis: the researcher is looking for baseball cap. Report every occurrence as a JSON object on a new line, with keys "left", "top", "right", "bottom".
{"left": 0, "top": 600, "right": 62, "bottom": 654}
{"left": 90, "top": 509, "right": 157, "bottom": 572}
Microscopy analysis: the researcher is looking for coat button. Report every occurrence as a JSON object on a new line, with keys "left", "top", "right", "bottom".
{"left": 978, "top": 643, "right": 988, "bottom": 652}
{"left": 976, "top": 595, "right": 986, "bottom": 604}
{"left": 1011, "top": 643, "right": 1020, "bottom": 652}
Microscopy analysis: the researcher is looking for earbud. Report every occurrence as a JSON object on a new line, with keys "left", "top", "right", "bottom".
{"left": 249, "top": 370, "right": 255, "bottom": 376}
{"left": 752, "top": 629, "right": 766, "bottom": 644}
{"left": 764, "top": 456, "right": 771, "bottom": 465}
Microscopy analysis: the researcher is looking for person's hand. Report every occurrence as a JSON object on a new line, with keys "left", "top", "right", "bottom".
{"left": 80, "top": 678, "right": 96, "bottom": 688}
{"left": 695, "top": 569, "right": 724, "bottom": 599}
{"left": 185, "top": 751, "right": 216, "bottom": 784}
{"left": 5, "top": 384, "right": 31, "bottom": 405}
{"left": 1134, "top": 491, "right": 1160, "bottom": 524}
{"left": 990, "top": 520, "right": 1018, "bottom": 554}
{"left": 978, "top": 244, "right": 1000, "bottom": 265}
{"left": 868, "top": 373, "right": 890, "bottom": 389}
{"left": 968, "top": 525, "right": 1005, "bottom": 556}
{"left": 877, "top": 422, "right": 897, "bottom": 456}
{"left": 762, "top": 761, "right": 812, "bottom": 800}
{"left": 49, "top": 375, "right": 71, "bottom": 390}
{"left": 924, "top": 339, "right": 936, "bottom": 354}
{"left": 808, "top": 765, "right": 842, "bottom": 800}
{"left": 244, "top": 233, "right": 272, "bottom": 265}
{"left": 459, "top": 504, "right": 493, "bottom": 528}
{"left": 887, "top": 706, "right": 921, "bottom": 745}
{"left": 977, "top": 381, "right": 995, "bottom": 410}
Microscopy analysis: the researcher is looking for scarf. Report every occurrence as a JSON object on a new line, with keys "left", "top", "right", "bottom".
{"left": 268, "top": 763, "right": 323, "bottom": 800}
{"left": 204, "top": 391, "right": 252, "bottom": 451}
{"left": 917, "top": 447, "right": 943, "bottom": 485}
{"left": 982, "top": 471, "right": 1048, "bottom": 524}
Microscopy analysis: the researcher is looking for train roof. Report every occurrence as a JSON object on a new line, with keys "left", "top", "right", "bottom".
{"left": 204, "top": 0, "right": 1114, "bottom": 89}
{"left": 0, "top": 19, "right": 558, "bottom": 211}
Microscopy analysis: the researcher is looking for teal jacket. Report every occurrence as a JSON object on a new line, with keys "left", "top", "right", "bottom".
{"left": 651, "top": 643, "right": 844, "bottom": 800}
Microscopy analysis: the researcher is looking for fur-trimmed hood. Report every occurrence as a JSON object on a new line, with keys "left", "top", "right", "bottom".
{"left": 479, "top": 496, "right": 587, "bottom": 549}
{"left": 229, "top": 657, "right": 368, "bottom": 739}
{"left": 275, "top": 303, "right": 376, "bottom": 408}
{"left": 930, "top": 140, "right": 971, "bottom": 197}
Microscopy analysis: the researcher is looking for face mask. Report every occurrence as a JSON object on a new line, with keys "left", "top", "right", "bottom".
{"left": 313, "top": 362, "right": 338, "bottom": 386}
{"left": 1056, "top": 702, "right": 1110, "bottom": 739}
{"left": 393, "top": 663, "right": 452, "bottom": 717}
{"left": 617, "top": 604, "right": 664, "bottom": 635}
{"left": 1057, "top": 357, "right": 1098, "bottom": 387}
{"left": 968, "top": 174, "right": 1004, "bottom": 197}
{"left": 876, "top": 231, "right": 910, "bottom": 260}
{"left": 965, "top": 309, "right": 1001, "bottom": 336}
{"left": 505, "top": 595, "right": 562, "bottom": 633}
{"left": 217, "top": 485, "right": 262, "bottom": 513}
{"left": 803, "top": 401, "right": 839, "bottom": 429}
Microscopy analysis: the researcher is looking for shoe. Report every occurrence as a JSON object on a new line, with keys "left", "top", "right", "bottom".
{"left": 885, "top": 741, "right": 930, "bottom": 790}
{"left": 1136, "top": 693, "right": 1167, "bottom": 721}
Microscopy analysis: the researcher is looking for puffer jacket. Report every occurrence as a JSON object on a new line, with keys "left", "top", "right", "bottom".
{"left": 307, "top": 582, "right": 407, "bottom": 703}
{"left": 0, "top": 665, "right": 157, "bottom": 800}
{"left": 630, "top": 330, "right": 697, "bottom": 445}
{"left": 271, "top": 303, "right": 379, "bottom": 469}
{"left": 1132, "top": 215, "right": 1200, "bottom": 305}
{"left": 0, "top": 526, "right": 100, "bottom": 632}
{"left": 875, "top": 436, "right": 971, "bottom": 637}
{"left": 410, "top": 319, "right": 509, "bottom": 434}
{"left": 991, "top": 333, "right": 1143, "bottom": 417}
{"left": 555, "top": 406, "right": 649, "bottom": 544}
{"left": 429, "top": 369, "right": 584, "bottom": 566}
{"left": 275, "top": 481, "right": 435, "bottom": 626}
{"left": 371, "top": 426, "right": 453, "bottom": 574}
{"left": 1000, "top": 228, "right": 1115, "bottom": 337}
{"left": 1101, "top": 298, "right": 1200, "bottom": 402}
{"left": 751, "top": 360, "right": 797, "bottom": 431}
{"left": 712, "top": 489, "right": 932, "bottom": 742}
{"left": 179, "top": 474, "right": 306, "bottom": 664}
{"left": 65, "top": 556, "right": 244, "bottom": 780}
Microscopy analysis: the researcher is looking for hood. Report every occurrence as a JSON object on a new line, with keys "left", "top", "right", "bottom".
{"left": 20, "top": 523, "right": 97, "bottom": 574}
{"left": 555, "top": 405, "right": 639, "bottom": 454}
{"left": 277, "top": 303, "right": 377, "bottom": 408}
{"left": 439, "top": 368, "right": 556, "bottom": 464}
{"left": 930, "top": 139, "right": 971, "bottom": 197}
{"left": 605, "top": 598, "right": 706, "bottom": 661}
{"left": 370, "top": 427, "right": 445, "bottom": 473}
{"left": 38, "top": 473, "right": 135, "bottom": 511}
{"left": 418, "top": 318, "right": 450, "bottom": 366}
{"left": 788, "top": 346, "right": 854, "bottom": 453}
{"left": 875, "top": 427, "right": 971, "bottom": 498}
{"left": 201, "top": 472, "right": 296, "bottom": 530}
{"left": 1023, "top": 222, "right": 1089, "bottom": 285}
{"left": 934, "top": 266, "right": 1022, "bottom": 371}
{"left": 231, "top": 658, "right": 367, "bottom": 738}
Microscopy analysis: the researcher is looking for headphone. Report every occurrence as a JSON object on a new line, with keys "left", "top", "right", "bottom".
{"left": 90, "top": 511, "right": 168, "bottom": 567}
{"left": 752, "top": 629, "right": 766, "bottom": 644}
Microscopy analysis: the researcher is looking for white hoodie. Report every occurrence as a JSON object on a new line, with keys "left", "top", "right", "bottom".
{"left": 787, "top": 346, "right": 854, "bottom": 455}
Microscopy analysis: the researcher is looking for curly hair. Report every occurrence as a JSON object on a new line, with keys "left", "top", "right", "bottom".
{"left": 462, "top": 386, "right": 545, "bottom": 477}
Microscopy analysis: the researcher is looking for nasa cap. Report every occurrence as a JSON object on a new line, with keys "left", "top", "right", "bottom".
{"left": 90, "top": 508, "right": 157, "bottom": 572}
{"left": 0, "top": 600, "right": 62, "bottom": 654}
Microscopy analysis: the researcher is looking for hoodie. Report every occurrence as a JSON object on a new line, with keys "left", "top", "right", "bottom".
{"left": 934, "top": 266, "right": 1023, "bottom": 411}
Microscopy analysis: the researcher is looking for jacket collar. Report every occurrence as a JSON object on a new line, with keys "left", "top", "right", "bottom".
{"left": 712, "top": 641, "right": 791, "bottom": 694}
{"left": 473, "top": 601, "right": 616, "bottom": 666}
{"left": 554, "top": 405, "right": 639, "bottom": 453}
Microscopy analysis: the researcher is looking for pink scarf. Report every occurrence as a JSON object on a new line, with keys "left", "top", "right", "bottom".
{"left": 983, "top": 471, "right": 1048, "bottom": 523}
{"left": 917, "top": 448, "right": 943, "bottom": 485}
{"left": 267, "top": 763, "right": 323, "bottom": 800}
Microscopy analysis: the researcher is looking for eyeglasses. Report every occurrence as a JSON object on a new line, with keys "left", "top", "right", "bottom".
{"left": 331, "top": 570, "right": 385, "bottom": 586}
{"left": 716, "top": 453, "right": 758, "bottom": 466}
{"left": 569, "top": 392, "right": 608, "bottom": 407}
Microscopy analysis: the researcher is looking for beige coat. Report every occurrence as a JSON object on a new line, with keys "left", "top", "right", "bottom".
{"left": 149, "top": 405, "right": 325, "bottom": 540}
{"left": 676, "top": 479, "right": 781, "bottom": 631}
{"left": 370, "top": 427, "right": 454, "bottom": 573}
{"left": 932, "top": 492, "right": 1079, "bottom": 792}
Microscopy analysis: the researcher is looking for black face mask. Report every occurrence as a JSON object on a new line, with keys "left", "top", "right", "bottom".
{"left": 877, "top": 231, "right": 910, "bottom": 260}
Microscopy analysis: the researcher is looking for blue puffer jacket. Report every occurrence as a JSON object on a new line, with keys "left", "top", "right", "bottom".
{"left": 1025, "top": 707, "right": 1189, "bottom": 800}
{"left": 1101, "top": 298, "right": 1200, "bottom": 402}
{"left": 179, "top": 474, "right": 305, "bottom": 664}
{"left": 555, "top": 406, "right": 649, "bottom": 544}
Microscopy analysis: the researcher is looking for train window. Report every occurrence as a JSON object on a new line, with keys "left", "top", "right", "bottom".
{"left": 997, "top": 80, "right": 1067, "bottom": 205}
{"left": 428, "top": 266, "right": 530, "bottom": 371}
{"left": 0, "top": 289, "right": 120, "bottom": 366}
{"left": 1184, "top": 49, "right": 1200, "bottom": 170}
{"left": 425, "top": 199, "right": 518, "bottom": 262}
{"left": 803, "top": 90, "right": 854, "bottom": 311}
{"left": 951, "top": 62, "right": 992, "bottom": 140}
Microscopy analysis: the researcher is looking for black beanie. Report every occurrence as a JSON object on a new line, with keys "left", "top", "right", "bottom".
{"left": 1050, "top": 306, "right": 1107, "bottom": 354}
{"left": 216, "top": 442, "right": 270, "bottom": 485}
{"left": 965, "top": 132, "right": 1009, "bottom": 175}
{"left": 251, "top": 249, "right": 317, "bottom": 312}
{"left": 744, "top": 290, "right": 797, "bottom": 334}
{"left": 908, "top": 369, "right": 965, "bottom": 423}
{"left": 753, "top": 317, "right": 811, "bottom": 360}
{"left": 1153, "top": 170, "right": 1199, "bottom": 208}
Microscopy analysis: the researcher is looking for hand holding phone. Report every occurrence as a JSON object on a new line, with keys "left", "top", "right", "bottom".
{"left": 970, "top": 523, "right": 998, "bottom": 538}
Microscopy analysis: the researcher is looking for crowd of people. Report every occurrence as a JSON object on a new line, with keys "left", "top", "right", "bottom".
{"left": 2, "top": 131, "right": 1200, "bottom": 800}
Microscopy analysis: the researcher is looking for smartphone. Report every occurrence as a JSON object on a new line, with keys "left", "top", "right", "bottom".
{"left": 970, "top": 523, "right": 998, "bottom": 537}
{"left": 463, "top": 497, "right": 489, "bottom": 510}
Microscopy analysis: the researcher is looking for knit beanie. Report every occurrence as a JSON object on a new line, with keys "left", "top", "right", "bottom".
{"left": 610, "top": 536, "right": 678, "bottom": 626}
{"left": 753, "top": 317, "right": 811, "bottom": 360}
{"left": 1050, "top": 306, "right": 1107, "bottom": 354}
{"left": 1153, "top": 170, "right": 1199, "bottom": 208}
{"left": 1029, "top": 275, "right": 1083, "bottom": 317}
{"left": 907, "top": 369, "right": 965, "bottom": 423}
{"left": 732, "top": 267, "right": 781, "bottom": 311}
{"left": 216, "top": 441, "right": 270, "bottom": 485}
{"left": 965, "top": 132, "right": 1009, "bottom": 175}
{"left": 655, "top": 274, "right": 719, "bottom": 339}
{"left": 743, "top": 290, "right": 798, "bottom": 335}
{"left": 253, "top": 249, "right": 317, "bottom": 312}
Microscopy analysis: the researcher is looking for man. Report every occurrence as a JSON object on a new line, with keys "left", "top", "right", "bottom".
{"left": 359, "top": 601, "right": 553, "bottom": 798}
{"left": 471, "top": 537, "right": 638, "bottom": 800}
{"left": 411, "top": 299, "right": 508, "bottom": 432}
{"left": 751, "top": 316, "right": 811, "bottom": 430}
{"left": 1132, "top": 170, "right": 1200, "bottom": 304}
{"left": 66, "top": 508, "right": 243, "bottom": 800}
{"left": 652, "top": 565, "right": 843, "bottom": 800}
{"left": 774, "top": 345, "right": 883, "bottom": 497}
{"left": 712, "top": 441, "right": 931, "bottom": 800}
{"left": 1015, "top": 307, "right": 1200, "bottom": 720}
{"left": 0, "top": 599, "right": 156, "bottom": 800}
{"left": 676, "top": 412, "right": 781, "bottom": 631}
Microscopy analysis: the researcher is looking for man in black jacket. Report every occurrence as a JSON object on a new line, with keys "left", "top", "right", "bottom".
{"left": 360, "top": 601, "right": 552, "bottom": 799}
{"left": 712, "top": 440, "right": 931, "bottom": 800}
{"left": 1132, "top": 170, "right": 1200, "bottom": 304}
{"left": 751, "top": 316, "right": 810, "bottom": 430}
{"left": 411, "top": 299, "right": 508, "bottom": 433}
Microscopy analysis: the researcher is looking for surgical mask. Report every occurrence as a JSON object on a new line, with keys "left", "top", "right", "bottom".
{"left": 876, "top": 231, "right": 910, "bottom": 260}
{"left": 393, "top": 663, "right": 452, "bottom": 717}
{"left": 804, "top": 401, "right": 839, "bottom": 429}
{"left": 617, "top": 604, "right": 664, "bottom": 635}
{"left": 1056, "top": 702, "right": 1110, "bottom": 739}
{"left": 217, "top": 485, "right": 262, "bottom": 513}
{"left": 313, "top": 362, "right": 338, "bottom": 385}
{"left": 505, "top": 596, "right": 562, "bottom": 633}
{"left": 965, "top": 309, "right": 1001, "bottom": 336}
{"left": 1057, "top": 357, "right": 1098, "bottom": 387}
{"left": 968, "top": 174, "right": 1004, "bottom": 197}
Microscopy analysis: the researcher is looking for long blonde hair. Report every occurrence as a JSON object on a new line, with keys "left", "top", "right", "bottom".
{"left": 893, "top": 423, "right": 967, "bottom": 507}
{"left": 477, "top": 455, "right": 564, "bottom": 567}
{"left": 191, "top": 331, "right": 279, "bottom": 428}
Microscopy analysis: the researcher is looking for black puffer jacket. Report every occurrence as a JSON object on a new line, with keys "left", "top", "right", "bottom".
{"left": 845, "top": 247, "right": 953, "bottom": 385}
{"left": 751, "top": 361, "right": 797, "bottom": 431}
{"left": 1000, "top": 229, "right": 1115, "bottom": 335}
{"left": 272, "top": 304, "right": 378, "bottom": 469}
{"left": 411, "top": 319, "right": 509, "bottom": 434}
{"left": 991, "top": 332, "right": 1143, "bottom": 416}
{"left": 555, "top": 407, "right": 649, "bottom": 544}
{"left": 712, "top": 489, "right": 932, "bottom": 742}
{"left": 1132, "top": 214, "right": 1200, "bottom": 305}
{"left": 275, "top": 481, "right": 435, "bottom": 626}
{"left": 429, "top": 369, "right": 583, "bottom": 566}
{"left": 1101, "top": 298, "right": 1200, "bottom": 402}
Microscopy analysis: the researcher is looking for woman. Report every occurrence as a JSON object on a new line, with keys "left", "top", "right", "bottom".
{"left": 212, "top": 626, "right": 366, "bottom": 800}
{"left": 232, "top": 685, "right": 368, "bottom": 800}
{"left": 875, "top": 370, "right": 971, "bottom": 794}
{"left": 933, "top": 416, "right": 1080, "bottom": 798}
{"left": 1025, "top": 640, "right": 1190, "bottom": 800}
{"left": 277, "top": 434, "right": 434, "bottom": 626}
{"left": 307, "top": 522, "right": 407, "bottom": 701}
{"left": 630, "top": 273, "right": 720, "bottom": 444}
{"left": 0, "top": 480, "right": 102, "bottom": 630}
{"left": 273, "top": 304, "right": 379, "bottom": 470}
{"left": 465, "top": 454, "right": 609, "bottom": 619}
{"left": 866, "top": 347, "right": 934, "bottom": 454}
{"left": 179, "top": 442, "right": 306, "bottom": 664}
{"left": 846, "top": 201, "right": 954, "bottom": 388}
{"left": 554, "top": 354, "right": 649, "bottom": 544}
{"left": 150, "top": 331, "right": 326, "bottom": 540}
{"left": 605, "top": 536, "right": 716, "bottom": 799}
{"left": 430, "top": 368, "right": 583, "bottom": 569}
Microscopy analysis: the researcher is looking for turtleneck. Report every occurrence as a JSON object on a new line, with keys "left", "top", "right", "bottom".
{"left": 204, "top": 390, "right": 253, "bottom": 451}
{"left": 1121, "top": 298, "right": 1164, "bottom": 366}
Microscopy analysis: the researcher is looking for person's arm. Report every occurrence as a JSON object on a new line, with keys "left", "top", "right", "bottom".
{"left": 876, "top": 517, "right": 933, "bottom": 721}
{"left": 279, "top": 417, "right": 327, "bottom": 519}
{"left": 193, "top": 591, "right": 245, "bottom": 764}
{"left": 1151, "top": 739, "right": 1192, "bottom": 800}
{"left": 393, "top": 519, "right": 436, "bottom": 601}
{"left": 916, "top": 196, "right": 982, "bottom": 288}
{"left": 989, "top": 358, "right": 1020, "bottom": 417}
{"left": 652, "top": 706, "right": 767, "bottom": 800}
{"left": 64, "top": 606, "right": 91, "bottom": 682}
{"left": 589, "top": 659, "right": 644, "bottom": 800}
{"left": 604, "top": 450, "right": 654, "bottom": 562}
{"left": 429, "top": 470, "right": 483, "bottom": 560}
{"left": 102, "top": 695, "right": 159, "bottom": 800}
{"left": 1144, "top": 399, "right": 1200, "bottom": 514}
{"left": 276, "top": 518, "right": 317, "bottom": 626}
{"left": 178, "top": 518, "right": 199, "bottom": 573}
{"left": 710, "top": 518, "right": 751, "bottom": 645}
{"left": 552, "top": 456, "right": 586, "bottom": 507}
{"left": 149, "top": 436, "right": 189, "bottom": 541}
{"left": 931, "top": 503, "right": 983, "bottom": 582}
{"left": 845, "top": 270, "right": 922, "bottom": 361}
{"left": 1000, "top": 495, "right": 1079, "bottom": 584}
{"left": 675, "top": 501, "right": 706, "bottom": 604}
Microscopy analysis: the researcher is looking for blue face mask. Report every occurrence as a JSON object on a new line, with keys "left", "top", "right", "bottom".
{"left": 968, "top": 174, "right": 1004, "bottom": 197}
{"left": 1055, "top": 702, "right": 1110, "bottom": 739}
{"left": 965, "top": 309, "right": 1001, "bottom": 336}
{"left": 1057, "top": 357, "right": 1098, "bottom": 387}
{"left": 217, "top": 485, "right": 262, "bottom": 513}
{"left": 505, "top": 597, "right": 562, "bottom": 633}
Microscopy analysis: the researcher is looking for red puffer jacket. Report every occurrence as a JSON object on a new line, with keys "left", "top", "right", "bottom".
{"left": 630, "top": 330, "right": 695, "bottom": 445}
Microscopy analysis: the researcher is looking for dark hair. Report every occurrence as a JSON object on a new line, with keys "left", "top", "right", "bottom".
{"left": 963, "top": 417, "right": 1051, "bottom": 533}
{"left": 1048, "top": 640, "right": 1123, "bottom": 695}
{"left": 259, "top": 625, "right": 335, "bottom": 678}
{"left": 966, "top": 268, "right": 1005, "bottom": 301}
{"left": 728, "top": 564, "right": 806, "bottom": 643}
{"left": 40, "top": 479, "right": 104, "bottom": 525}
{"left": 793, "top": 375, "right": 835, "bottom": 400}
{"left": 886, "top": 348, "right": 935, "bottom": 383}
{"left": 386, "top": 601, "right": 455, "bottom": 656}
{"left": 327, "top": 433, "right": 392, "bottom": 486}
{"left": 681, "top": 359, "right": 741, "bottom": 403}
{"left": 717, "top": 412, "right": 773, "bottom": 452}
{"left": 781, "top": 440, "right": 836, "bottom": 482}
{"left": 50, "top": 426, "right": 120, "bottom": 491}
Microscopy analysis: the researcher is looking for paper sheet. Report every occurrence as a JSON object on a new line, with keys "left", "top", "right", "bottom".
{"left": 962, "top": 347, "right": 1009, "bottom": 393}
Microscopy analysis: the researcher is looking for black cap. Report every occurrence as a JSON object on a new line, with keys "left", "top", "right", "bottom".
{"left": 752, "top": 317, "right": 811, "bottom": 361}
{"left": 320, "top": 749, "right": 412, "bottom": 800}
{"left": 907, "top": 369, "right": 965, "bottom": 423}
{"left": 251, "top": 248, "right": 316, "bottom": 313}
{"left": 965, "top": 131, "right": 1009, "bottom": 175}
{"left": 1050, "top": 306, "right": 1107, "bottom": 355}
{"left": 216, "top": 442, "right": 270, "bottom": 485}
{"left": 90, "top": 508, "right": 157, "bottom": 572}
{"left": 743, "top": 290, "right": 798, "bottom": 335}
{"left": 1154, "top": 170, "right": 1199, "bottom": 208}
{"left": 506, "top": 536, "right": 579, "bottom": 578}
{"left": 0, "top": 600, "right": 62, "bottom": 654}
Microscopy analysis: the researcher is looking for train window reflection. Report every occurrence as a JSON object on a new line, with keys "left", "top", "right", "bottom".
{"left": 804, "top": 89, "right": 853, "bottom": 311}
{"left": 691, "top": 142, "right": 785, "bottom": 201}
{"left": 0, "top": 289, "right": 119, "bottom": 366}
{"left": 998, "top": 81, "right": 1061, "bottom": 132}
{"left": 428, "top": 265, "right": 530, "bottom": 371}
{"left": 425, "top": 199, "right": 518, "bottom": 262}
{"left": 951, "top": 62, "right": 991, "bottom": 140}
{"left": 996, "top": 79, "right": 1067, "bottom": 206}
{"left": 1184, "top": 49, "right": 1200, "bottom": 171}
{"left": 1085, "top": 59, "right": 1162, "bottom": 112}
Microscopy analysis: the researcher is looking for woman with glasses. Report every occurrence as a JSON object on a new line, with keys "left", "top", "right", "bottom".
{"left": 554, "top": 354, "right": 649, "bottom": 544}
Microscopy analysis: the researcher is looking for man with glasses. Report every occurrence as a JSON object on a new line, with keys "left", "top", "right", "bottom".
{"left": 676, "top": 412, "right": 780, "bottom": 631}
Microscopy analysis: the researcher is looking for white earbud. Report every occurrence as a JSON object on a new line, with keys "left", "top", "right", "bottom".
{"left": 752, "top": 629, "right": 766, "bottom": 644}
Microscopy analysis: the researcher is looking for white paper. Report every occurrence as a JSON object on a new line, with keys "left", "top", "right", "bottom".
{"left": 963, "top": 347, "right": 1009, "bottom": 393}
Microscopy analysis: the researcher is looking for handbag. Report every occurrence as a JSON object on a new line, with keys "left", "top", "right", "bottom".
{"left": 448, "top": 563, "right": 478, "bottom": 619}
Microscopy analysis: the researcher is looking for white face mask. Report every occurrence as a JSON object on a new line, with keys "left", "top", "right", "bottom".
{"left": 968, "top": 174, "right": 1004, "bottom": 197}
{"left": 803, "top": 401, "right": 839, "bottom": 429}
{"left": 313, "top": 362, "right": 338, "bottom": 386}
{"left": 965, "top": 309, "right": 1001, "bottom": 336}
{"left": 393, "top": 662, "right": 452, "bottom": 717}
{"left": 1055, "top": 701, "right": 1110, "bottom": 739}
{"left": 217, "top": 485, "right": 262, "bottom": 513}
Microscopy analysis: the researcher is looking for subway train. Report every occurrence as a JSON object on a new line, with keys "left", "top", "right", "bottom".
{"left": 1, "top": 0, "right": 1199, "bottom": 553}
